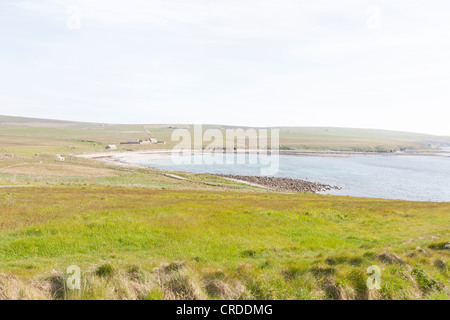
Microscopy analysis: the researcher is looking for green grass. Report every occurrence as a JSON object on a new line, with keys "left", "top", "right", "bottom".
{"left": 0, "top": 114, "right": 449, "bottom": 299}
{"left": 2, "top": 114, "right": 449, "bottom": 155}
{"left": 0, "top": 186, "right": 448, "bottom": 299}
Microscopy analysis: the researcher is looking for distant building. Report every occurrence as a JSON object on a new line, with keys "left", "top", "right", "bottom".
{"left": 105, "top": 145, "right": 117, "bottom": 150}
{"left": 120, "top": 140, "right": 140, "bottom": 145}
{"left": 121, "top": 138, "right": 161, "bottom": 145}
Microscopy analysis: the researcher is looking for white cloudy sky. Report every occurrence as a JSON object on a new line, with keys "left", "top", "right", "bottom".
{"left": 1, "top": 0, "right": 450, "bottom": 135}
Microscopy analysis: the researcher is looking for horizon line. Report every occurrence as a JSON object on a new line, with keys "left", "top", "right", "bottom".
{"left": 0, "top": 113, "right": 448, "bottom": 138}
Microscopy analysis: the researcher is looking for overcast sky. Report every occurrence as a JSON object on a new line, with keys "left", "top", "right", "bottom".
{"left": 1, "top": 1, "right": 449, "bottom": 135}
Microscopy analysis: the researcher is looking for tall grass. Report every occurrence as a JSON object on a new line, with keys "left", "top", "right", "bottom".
{"left": 0, "top": 186, "right": 448, "bottom": 299}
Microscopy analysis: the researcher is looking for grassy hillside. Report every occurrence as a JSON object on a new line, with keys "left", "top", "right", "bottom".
{"left": 0, "top": 186, "right": 448, "bottom": 300}
{"left": 0, "top": 151, "right": 255, "bottom": 190}
{"left": 1, "top": 115, "right": 449, "bottom": 155}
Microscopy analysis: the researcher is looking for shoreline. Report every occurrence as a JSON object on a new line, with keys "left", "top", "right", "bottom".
{"left": 216, "top": 174, "right": 341, "bottom": 193}
{"left": 78, "top": 148, "right": 450, "bottom": 160}
{"left": 77, "top": 149, "right": 450, "bottom": 201}
{"left": 77, "top": 150, "right": 343, "bottom": 193}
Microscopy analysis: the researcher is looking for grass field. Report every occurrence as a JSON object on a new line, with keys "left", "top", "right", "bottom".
{"left": 0, "top": 114, "right": 449, "bottom": 300}
{"left": 2, "top": 115, "right": 450, "bottom": 155}
{"left": 0, "top": 187, "right": 449, "bottom": 300}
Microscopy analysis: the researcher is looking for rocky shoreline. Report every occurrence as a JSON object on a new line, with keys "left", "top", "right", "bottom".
{"left": 217, "top": 174, "right": 341, "bottom": 193}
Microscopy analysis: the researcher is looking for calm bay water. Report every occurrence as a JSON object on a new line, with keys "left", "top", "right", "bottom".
{"left": 118, "top": 153, "right": 450, "bottom": 202}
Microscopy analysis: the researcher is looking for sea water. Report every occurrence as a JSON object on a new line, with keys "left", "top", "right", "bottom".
{"left": 118, "top": 153, "right": 450, "bottom": 202}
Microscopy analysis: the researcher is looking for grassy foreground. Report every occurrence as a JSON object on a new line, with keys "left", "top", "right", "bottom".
{"left": 0, "top": 186, "right": 449, "bottom": 300}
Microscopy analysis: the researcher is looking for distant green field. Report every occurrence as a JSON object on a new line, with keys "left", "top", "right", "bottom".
{"left": 1, "top": 115, "right": 449, "bottom": 156}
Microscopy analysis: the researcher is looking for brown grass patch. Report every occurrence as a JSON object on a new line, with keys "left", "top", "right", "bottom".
{"left": 0, "top": 163, "right": 117, "bottom": 177}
